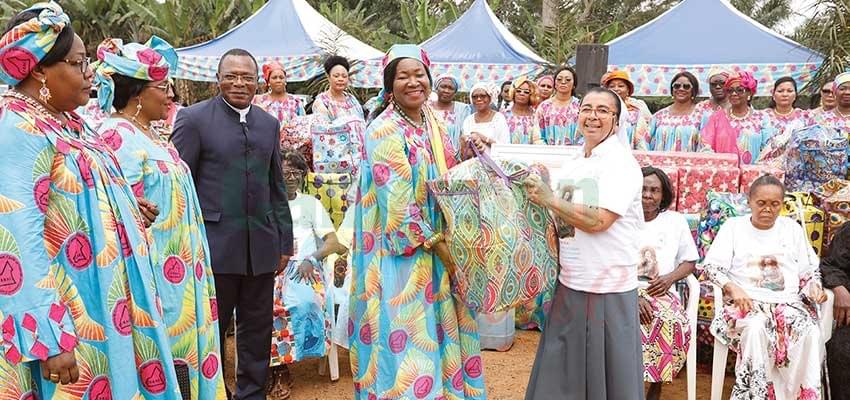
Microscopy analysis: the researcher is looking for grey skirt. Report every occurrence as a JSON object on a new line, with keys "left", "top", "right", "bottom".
{"left": 525, "top": 284, "right": 644, "bottom": 400}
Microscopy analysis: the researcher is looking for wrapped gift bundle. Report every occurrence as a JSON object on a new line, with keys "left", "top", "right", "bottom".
{"left": 677, "top": 166, "right": 740, "bottom": 213}
{"left": 813, "top": 179, "right": 850, "bottom": 251}
{"left": 781, "top": 192, "right": 825, "bottom": 256}
{"left": 740, "top": 164, "right": 785, "bottom": 194}
{"left": 695, "top": 191, "right": 750, "bottom": 262}
{"left": 633, "top": 151, "right": 738, "bottom": 168}
{"left": 683, "top": 213, "right": 701, "bottom": 243}
{"left": 784, "top": 125, "right": 849, "bottom": 192}
{"left": 304, "top": 172, "right": 352, "bottom": 230}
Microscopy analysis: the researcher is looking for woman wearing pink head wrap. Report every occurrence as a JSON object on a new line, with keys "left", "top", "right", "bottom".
{"left": 700, "top": 71, "right": 776, "bottom": 164}
{"left": 254, "top": 61, "right": 307, "bottom": 160}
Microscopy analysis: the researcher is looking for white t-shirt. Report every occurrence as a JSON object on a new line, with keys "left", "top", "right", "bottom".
{"left": 289, "top": 193, "right": 336, "bottom": 261}
{"left": 636, "top": 211, "right": 699, "bottom": 293}
{"left": 703, "top": 216, "right": 819, "bottom": 304}
{"left": 557, "top": 137, "right": 645, "bottom": 293}
{"left": 462, "top": 112, "right": 510, "bottom": 145}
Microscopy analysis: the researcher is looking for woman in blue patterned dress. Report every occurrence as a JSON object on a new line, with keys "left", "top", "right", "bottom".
{"left": 429, "top": 74, "right": 470, "bottom": 150}
{"left": 701, "top": 71, "right": 776, "bottom": 164}
{"left": 764, "top": 77, "right": 812, "bottom": 135}
{"left": 649, "top": 72, "right": 707, "bottom": 152}
{"left": 503, "top": 76, "right": 542, "bottom": 144}
{"left": 0, "top": 3, "right": 181, "bottom": 399}
{"left": 350, "top": 44, "right": 486, "bottom": 400}
{"left": 535, "top": 66, "right": 582, "bottom": 145}
{"left": 93, "top": 36, "right": 226, "bottom": 399}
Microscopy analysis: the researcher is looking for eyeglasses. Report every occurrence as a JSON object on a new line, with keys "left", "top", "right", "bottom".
{"left": 145, "top": 83, "right": 172, "bottom": 92}
{"left": 822, "top": 88, "right": 834, "bottom": 94}
{"left": 221, "top": 74, "right": 258, "bottom": 84}
{"left": 63, "top": 57, "right": 90, "bottom": 74}
{"left": 726, "top": 87, "right": 747, "bottom": 95}
{"left": 471, "top": 94, "right": 489, "bottom": 100}
{"left": 579, "top": 107, "right": 616, "bottom": 118}
{"left": 283, "top": 170, "right": 305, "bottom": 178}
{"left": 515, "top": 89, "right": 531, "bottom": 95}
{"left": 710, "top": 81, "right": 726, "bottom": 88}
{"left": 672, "top": 83, "right": 692, "bottom": 91}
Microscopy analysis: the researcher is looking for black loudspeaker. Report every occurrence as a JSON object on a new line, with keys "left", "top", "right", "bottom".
{"left": 574, "top": 44, "right": 609, "bottom": 97}
{"left": 175, "top": 362, "right": 191, "bottom": 400}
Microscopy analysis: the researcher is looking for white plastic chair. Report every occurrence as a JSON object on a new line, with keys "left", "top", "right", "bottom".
{"left": 317, "top": 253, "right": 341, "bottom": 382}
{"left": 709, "top": 285, "right": 835, "bottom": 400}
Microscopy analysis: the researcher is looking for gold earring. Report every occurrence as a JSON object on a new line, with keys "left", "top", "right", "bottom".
{"left": 39, "top": 79, "right": 51, "bottom": 102}
{"left": 132, "top": 98, "right": 142, "bottom": 122}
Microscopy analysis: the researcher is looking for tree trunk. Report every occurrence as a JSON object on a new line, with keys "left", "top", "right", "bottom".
{"left": 542, "top": 0, "right": 558, "bottom": 28}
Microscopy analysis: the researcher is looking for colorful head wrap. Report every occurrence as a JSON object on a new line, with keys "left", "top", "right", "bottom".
{"left": 600, "top": 70, "right": 634, "bottom": 96}
{"left": 434, "top": 74, "right": 459, "bottom": 91}
{"left": 0, "top": 2, "right": 70, "bottom": 85}
{"left": 374, "top": 44, "right": 432, "bottom": 110}
{"left": 536, "top": 75, "right": 554, "bottom": 87}
{"left": 92, "top": 35, "right": 177, "bottom": 112}
{"left": 468, "top": 81, "right": 499, "bottom": 105}
{"left": 262, "top": 61, "right": 285, "bottom": 83}
{"left": 707, "top": 66, "right": 730, "bottom": 82}
{"left": 834, "top": 72, "right": 850, "bottom": 91}
{"left": 724, "top": 70, "right": 757, "bottom": 93}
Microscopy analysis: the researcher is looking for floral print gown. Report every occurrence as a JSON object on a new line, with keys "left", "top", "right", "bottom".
{"left": 700, "top": 109, "right": 776, "bottom": 164}
{"left": 815, "top": 110, "right": 850, "bottom": 133}
{"left": 648, "top": 106, "right": 708, "bottom": 152}
{"left": 764, "top": 109, "right": 813, "bottom": 135}
{"left": 503, "top": 108, "right": 541, "bottom": 145}
{"left": 703, "top": 216, "right": 824, "bottom": 400}
{"left": 0, "top": 93, "right": 182, "bottom": 399}
{"left": 623, "top": 101, "right": 652, "bottom": 150}
{"left": 535, "top": 97, "right": 581, "bottom": 145}
{"left": 349, "top": 103, "right": 486, "bottom": 399}
{"left": 253, "top": 93, "right": 306, "bottom": 137}
{"left": 430, "top": 101, "right": 470, "bottom": 150}
{"left": 97, "top": 118, "right": 226, "bottom": 399}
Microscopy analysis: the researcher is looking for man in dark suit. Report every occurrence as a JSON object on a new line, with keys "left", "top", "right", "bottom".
{"left": 172, "top": 48, "right": 293, "bottom": 400}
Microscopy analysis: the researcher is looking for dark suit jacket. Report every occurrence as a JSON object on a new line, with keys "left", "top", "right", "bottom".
{"left": 172, "top": 96, "right": 293, "bottom": 276}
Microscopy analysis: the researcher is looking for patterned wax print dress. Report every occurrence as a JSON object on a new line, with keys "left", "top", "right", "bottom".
{"left": 648, "top": 106, "right": 708, "bottom": 152}
{"left": 535, "top": 96, "right": 581, "bottom": 145}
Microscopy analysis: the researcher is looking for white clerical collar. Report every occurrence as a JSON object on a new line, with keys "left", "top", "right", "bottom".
{"left": 222, "top": 97, "right": 251, "bottom": 123}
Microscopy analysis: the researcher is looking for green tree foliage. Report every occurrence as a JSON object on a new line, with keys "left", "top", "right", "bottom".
{"left": 794, "top": 0, "right": 850, "bottom": 91}
{"left": 730, "top": 0, "right": 793, "bottom": 29}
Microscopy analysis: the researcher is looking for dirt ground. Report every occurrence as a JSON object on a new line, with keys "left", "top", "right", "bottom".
{"left": 225, "top": 330, "right": 735, "bottom": 399}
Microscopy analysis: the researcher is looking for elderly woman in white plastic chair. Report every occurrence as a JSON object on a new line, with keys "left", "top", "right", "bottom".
{"left": 703, "top": 174, "right": 827, "bottom": 399}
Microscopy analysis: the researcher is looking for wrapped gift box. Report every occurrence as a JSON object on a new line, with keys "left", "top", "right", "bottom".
{"left": 781, "top": 192, "right": 825, "bottom": 256}
{"left": 695, "top": 191, "right": 750, "bottom": 261}
{"left": 740, "top": 164, "right": 786, "bottom": 194}
{"left": 683, "top": 213, "right": 701, "bottom": 243}
{"left": 633, "top": 151, "right": 739, "bottom": 168}
{"left": 678, "top": 166, "right": 740, "bottom": 213}
{"left": 813, "top": 179, "right": 850, "bottom": 251}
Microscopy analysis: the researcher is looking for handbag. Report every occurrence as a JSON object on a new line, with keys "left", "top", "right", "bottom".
{"left": 311, "top": 119, "right": 357, "bottom": 174}
{"left": 427, "top": 143, "right": 559, "bottom": 314}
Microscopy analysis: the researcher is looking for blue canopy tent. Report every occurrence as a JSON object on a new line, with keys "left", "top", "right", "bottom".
{"left": 601, "top": 0, "right": 822, "bottom": 96}
{"left": 352, "top": 0, "right": 548, "bottom": 90}
{"left": 175, "top": 0, "right": 382, "bottom": 82}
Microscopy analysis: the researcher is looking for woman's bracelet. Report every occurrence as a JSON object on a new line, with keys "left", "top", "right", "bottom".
{"left": 423, "top": 232, "right": 445, "bottom": 250}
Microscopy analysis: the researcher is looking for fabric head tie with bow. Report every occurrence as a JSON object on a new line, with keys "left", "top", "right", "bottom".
{"left": 92, "top": 35, "right": 177, "bottom": 112}
{"left": 0, "top": 1, "right": 70, "bottom": 85}
{"left": 724, "top": 70, "right": 757, "bottom": 93}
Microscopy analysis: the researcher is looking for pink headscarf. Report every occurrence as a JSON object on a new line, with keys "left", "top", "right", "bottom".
{"left": 724, "top": 71, "right": 757, "bottom": 93}
{"left": 262, "top": 61, "right": 285, "bottom": 83}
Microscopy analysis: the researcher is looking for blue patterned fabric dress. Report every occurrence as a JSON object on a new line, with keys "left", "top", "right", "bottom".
{"left": 348, "top": 104, "right": 486, "bottom": 399}
{"left": 535, "top": 97, "right": 581, "bottom": 145}
{"left": 648, "top": 106, "right": 708, "bottom": 152}
{"left": 430, "top": 101, "right": 470, "bottom": 150}
{"left": 97, "top": 117, "right": 226, "bottom": 399}
{"left": 0, "top": 92, "right": 182, "bottom": 399}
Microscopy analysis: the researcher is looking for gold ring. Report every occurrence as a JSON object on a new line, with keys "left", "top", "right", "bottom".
{"left": 49, "top": 372, "right": 59, "bottom": 380}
